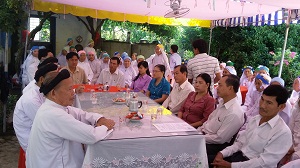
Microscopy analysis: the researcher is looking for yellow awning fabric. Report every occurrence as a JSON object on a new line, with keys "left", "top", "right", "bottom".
{"left": 33, "top": 0, "right": 211, "bottom": 27}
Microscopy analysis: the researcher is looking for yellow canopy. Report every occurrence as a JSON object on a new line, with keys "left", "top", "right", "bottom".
{"left": 33, "top": 0, "right": 211, "bottom": 27}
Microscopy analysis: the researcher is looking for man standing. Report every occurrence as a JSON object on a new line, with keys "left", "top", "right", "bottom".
{"left": 187, "top": 39, "right": 221, "bottom": 92}
{"left": 212, "top": 85, "right": 292, "bottom": 168}
{"left": 64, "top": 52, "right": 88, "bottom": 84}
{"left": 198, "top": 75, "right": 244, "bottom": 166}
{"left": 169, "top": 44, "right": 182, "bottom": 74}
{"left": 97, "top": 57, "right": 125, "bottom": 87}
{"left": 22, "top": 46, "right": 39, "bottom": 87}
{"left": 150, "top": 44, "right": 172, "bottom": 81}
{"left": 26, "top": 69, "right": 115, "bottom": 168}
{"left": 162, "top": 65, "right": 194, "bottom": 114}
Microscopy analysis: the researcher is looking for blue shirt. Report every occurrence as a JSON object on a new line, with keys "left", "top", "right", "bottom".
{"left": 148, "top": 77, "right": 170, "bottom": 100}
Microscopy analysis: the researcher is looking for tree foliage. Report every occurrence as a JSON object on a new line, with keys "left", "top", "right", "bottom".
{"left": 0, "top": 0, "right": 29, "bottom": 32}
{"left": 205, "top": 24, "right": 300, "bottom": 88}
{"left": 101, "top": 20, "right": 180, "bottom": 47}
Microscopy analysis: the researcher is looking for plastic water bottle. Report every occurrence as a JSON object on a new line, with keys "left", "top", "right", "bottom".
{"left": 90, "top": 89, "right": 97, "bottom": 104}
{"left": 104, "top": 82, "right": 109, "bottom": 91}
{"left": 157, "top": 107, "right": 163, "bottom": 120}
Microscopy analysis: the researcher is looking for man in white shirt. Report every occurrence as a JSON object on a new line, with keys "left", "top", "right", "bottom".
{"left": 14, "top": 63, "right": 58, "bottom": 151}
{"left": 187, "top": 39, "right": 221, "bottom": 92}
{"left": 162, "top": 65, "right": 194, "bottom": 114}
{"left": 77, "top": 50, "right": 93, "bottom": 83}
{"left": 212, "top": 85, "right": 292, "bottom": 168}
{"left": 198, "top": 75, "right": 245, "bottom": 167}
{"left": 26, "top": 69, "right": 115, "bottom": 168}
{"left": 97, "top": 57, "right": 125, "bottom": 87}
{"left": 169, "top": 45, "right": 182, "bottom": 74}
{"left": 88, "top": 51, "right": 101, "bottom": 84}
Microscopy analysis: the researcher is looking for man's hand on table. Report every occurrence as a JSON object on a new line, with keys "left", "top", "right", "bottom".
{"left": 96, "top": 117, "right": 115, "bottom": 130}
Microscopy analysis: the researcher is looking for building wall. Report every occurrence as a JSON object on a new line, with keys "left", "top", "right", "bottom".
{"left": 55, "top": 14, "right": 157, "bottom": 58}
{"left": 55, "top": 14, "right": 92, "bottom": 55}
{"left": 102, "top": 41, "right": 156, "bottom": 59}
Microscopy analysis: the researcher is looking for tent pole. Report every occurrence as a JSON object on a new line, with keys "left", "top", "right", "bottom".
{"left": 278, "top": 16, "right": 291, "bottom": 77}
{"left": 3, "top": 32, "right": 9, "bottom": 133}
{"left": 23, "top": 8, "right": 31, "bottom": 63}
{"left": 208, "top": 27, "right": 213, "bottom": 55}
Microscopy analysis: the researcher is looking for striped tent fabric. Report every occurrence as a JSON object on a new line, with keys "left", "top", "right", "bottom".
{"left": 214, "top": 9, "right": 300, "bottom": 27}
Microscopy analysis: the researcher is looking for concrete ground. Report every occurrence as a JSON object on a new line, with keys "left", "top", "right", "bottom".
{"left": 0, "top": 135, "right": 19, "bottom": 168}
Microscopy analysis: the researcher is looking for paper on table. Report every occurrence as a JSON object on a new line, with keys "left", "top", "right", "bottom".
{"left": 153, "top": 123, "right": 197, "bottom": 133}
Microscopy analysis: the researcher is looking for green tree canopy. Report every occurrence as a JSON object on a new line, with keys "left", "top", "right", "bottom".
{"left": 0, "top": 0, "right": 29, "bottom": 32}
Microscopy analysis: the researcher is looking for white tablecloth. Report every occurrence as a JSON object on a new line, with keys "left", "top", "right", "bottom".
{"left": 76, "top": 92, "right": 208, "bottom": 168}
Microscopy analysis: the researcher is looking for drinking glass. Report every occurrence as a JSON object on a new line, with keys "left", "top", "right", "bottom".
{"left": 151, "top": 113, "right": 158, "bottom": 123}
{"left": 156, "top": 107, "right": 163, "bottom": 120}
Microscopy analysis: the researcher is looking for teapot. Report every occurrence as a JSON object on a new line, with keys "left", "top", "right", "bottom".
{"left": 126, "top": 97, "right": 143, "bottom": 112}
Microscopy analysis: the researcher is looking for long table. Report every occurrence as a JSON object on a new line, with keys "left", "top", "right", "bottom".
{"left": 75, "top": 92, "right": 208, "bottom": 168}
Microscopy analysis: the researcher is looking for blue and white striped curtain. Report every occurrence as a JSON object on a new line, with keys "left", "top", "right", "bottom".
{"left": 214, "top": 9, "right": 300, "bottom": 27}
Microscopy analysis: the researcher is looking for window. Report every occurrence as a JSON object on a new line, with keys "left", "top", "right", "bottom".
{"left": 29, "top": 17, "right": 50, "bottom": 42}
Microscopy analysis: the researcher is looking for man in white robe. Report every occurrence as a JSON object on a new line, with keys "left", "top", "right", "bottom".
{"left": 119, "top": 56, "right": 137, "bottom": 87}
{"left": 22, "top": 57, "right": 59, "bottom": 94}
{"left": 22, "top": 46, "right": 39, "bottom": 88}
{"left": 88, "top": 51, "right": 101, "bottom": 84}
{"left": 14, "top": 63, "right": 59, "bottom": 151}
{"left": 77, "top": 50, "right": 93, "bottom": 83}
{"left": 26, "top": 69, "right": 115, "bottom": 168}
{"left": 83, "top": 39, "right": 96, "bottom": 57}
{"left": 150, "top": 44, "right": 172, "bottom": 81}
{"left": 56, "top": 47, "right": 68, "bottom": 67}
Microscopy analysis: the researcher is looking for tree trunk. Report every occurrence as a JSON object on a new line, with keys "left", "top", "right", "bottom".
{"left": 77, "top": 16, "right": 106, "bottom": 50}
{"left": 15, "top": 12, "right": 53, "bottom": 73}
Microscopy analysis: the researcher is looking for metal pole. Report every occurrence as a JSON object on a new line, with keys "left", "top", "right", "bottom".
{"left": 3, "top": 32, "right": 9, "bottom": 133}
{"left": 23, "top": 8, "right": 31, "bottom": 63}
{"left": 4, "top": 32, "right": 8, "bottom": 73}
{"left": 278, "top": 17, "right": 291, "bottom": 77}
{"left": 208, "top": 27, "right": 213, "bottom": 55}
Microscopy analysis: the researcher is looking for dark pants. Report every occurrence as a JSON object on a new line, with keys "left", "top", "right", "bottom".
{"left": 225, "top": 151, "right": 249, "bottom": 162}
{"left": 206, "top": 143, "right": 231, "bottom": 168}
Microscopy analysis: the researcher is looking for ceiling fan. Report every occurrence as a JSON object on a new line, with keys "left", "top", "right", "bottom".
{"left": 164, "top": 0, "right": 190, "bottom": 18}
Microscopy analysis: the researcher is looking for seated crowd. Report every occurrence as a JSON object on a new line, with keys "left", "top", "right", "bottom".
{"left": 15, "top": 37, "right": 300, "bottom": 167}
